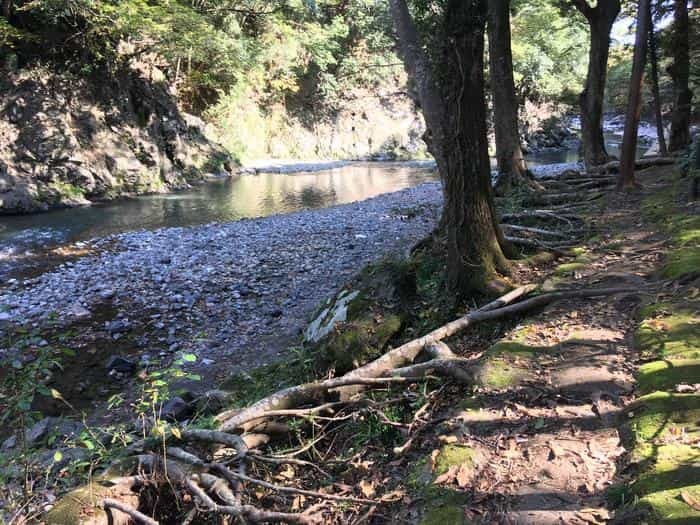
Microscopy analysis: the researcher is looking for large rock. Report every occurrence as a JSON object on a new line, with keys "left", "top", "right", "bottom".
{"left": 0, "top": 67, "right": 234, "bottom": 215}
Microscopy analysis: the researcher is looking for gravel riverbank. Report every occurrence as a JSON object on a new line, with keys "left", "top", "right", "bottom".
{"left": 0, "top": 182, "right": 442, "bottom": 381}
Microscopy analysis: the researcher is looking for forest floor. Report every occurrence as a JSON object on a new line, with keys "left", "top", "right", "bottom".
{"left": 378, "top": 164, "right": 699, "bottom": 524}
{"left": 1, "top": 163, "right": 698, "bottom": 524}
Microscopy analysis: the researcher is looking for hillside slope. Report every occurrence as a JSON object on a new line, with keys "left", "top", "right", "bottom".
{"left": 0, "top": 63, "right": 232, "bottom": 215}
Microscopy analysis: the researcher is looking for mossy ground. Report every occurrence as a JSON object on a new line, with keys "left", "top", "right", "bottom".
{"left": 409, "top": 444, "right": 475, "bottom": 525}
{"left": 620, "top": 173, "right": 700, "bottom": 523}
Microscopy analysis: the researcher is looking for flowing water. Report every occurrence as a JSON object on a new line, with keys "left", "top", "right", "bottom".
{"left": 0, "top": 129, "right": 651, "bottom": 268}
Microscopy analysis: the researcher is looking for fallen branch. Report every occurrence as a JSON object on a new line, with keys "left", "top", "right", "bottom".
{"left": 212, "top": 463, "right": 376, "bottom": 504}
{"left": 217, "top": 284, "right": 643, "bottom": 432}
{"left": 505, "top": 235, "right": 571, "bottom": 254}
{"left": 185, "top": 478, "right": 309, "bottom": 524}
{"left": 500, "top": 210, "right": 582, "bottom": 227}
{"left": 501, "top": 223, "right": 570, "bottom": 239}
{"left": 103, "top": 499, "right": 159, "bottom": 525}
{"left": 587, "top": 156, "right": 674, "bottom": 174}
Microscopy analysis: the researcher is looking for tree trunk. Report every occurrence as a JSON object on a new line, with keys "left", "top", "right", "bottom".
{"left": 648, "top": 5, "right": 668, "bottom": 157}
{"left": 574, "top": 0, "right": 621, "bottom": 169}
{"left": 388, "top": 0, "right": 510, "bottom": 296}
{"left": 488, "top": 0, "right": 537, "bottom": 194}
{"left": 618, "top": 0, "right": 651, "bottom": 190}
{"left": 1, "top": 1, "right": 11, "bottom": 19}
{"left": 668, "top": 0, "right": 692, "bottom": 151}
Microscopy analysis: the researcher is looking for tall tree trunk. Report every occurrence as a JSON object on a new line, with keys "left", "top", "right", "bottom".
{"left": 488, "top": 0, "right": 538, "bottom": 194}
{"left": 648, "top": 4, "right": 668, "bottom": 157}
{"left": 619, "top": 0, "right": 651, "bottom": 190}
{"left": 573, "top": 0, "right": 621, "bottom": 169}
{"left": 388, "top": 0, "right": 510, "bottom": 296}
{"left": 668, "top": 0, "right": 692, "bottom": 151}
{"left": 1, "top": 0, "right": 12, "bottom": 19}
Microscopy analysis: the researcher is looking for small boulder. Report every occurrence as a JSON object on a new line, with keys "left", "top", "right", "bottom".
{"left": 160, "top": 397, "right": 190, "bottom": 421}
{"left": 105, "top": 355, "right": 137, "bottom": 374}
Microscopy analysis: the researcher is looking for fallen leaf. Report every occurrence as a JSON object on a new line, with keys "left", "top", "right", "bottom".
{"left": 358, "top": 479, "right": 376, "bottom": 498}
{"left": 456, "top": 463, "right": 471, "bottom": 487}
{"left": 680, "top": 491, "right": 700, "bottom": 511}
{"left": 434, "top": 465, "right": 458, "bottom": 485}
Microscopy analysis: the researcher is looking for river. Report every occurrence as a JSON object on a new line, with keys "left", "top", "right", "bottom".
{"left": 0, "top": 130, "right": 650, "bottom": 277}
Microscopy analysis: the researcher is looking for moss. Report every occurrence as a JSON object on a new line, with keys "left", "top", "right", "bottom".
{"left": 420, "top": 502, "right": 466, "bottom": 525}
{"left": 475, "top": 341, "right": 542, "bottom": 389}
{"left": 628, "top": 392, "right": 700, "bottom": 444}
{"left": 434, "top": 444, "right": 475, "bottom": 476}
{"left": 634, "top": 309, "right": 700, "bottom": 361}
{"left": 663, "top": 244, "right": 700, "bottom": 280}
{"left": 626, "top": 445, "right": 700, "bottom": 525}
{"left": 637, "top": 360, "right": 700, "bottom": 394}
{"left": 554, "top": 261, "right": 587, "bottom": 275}
{"left": 46, "top": 484, "right": 121, "bottom": 524}
{"left": 641, "top": 176, "right": 700, "bottom": 280}
{"left": 523, "top": 251, "right": 557, "bottom": 267}
{"left": 319, "top": 313, "right": 403, "bottom": 373}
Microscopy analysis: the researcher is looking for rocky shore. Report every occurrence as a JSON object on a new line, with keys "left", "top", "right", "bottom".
{"left": 0, "top": 183, "right": 442, "bottom": 384}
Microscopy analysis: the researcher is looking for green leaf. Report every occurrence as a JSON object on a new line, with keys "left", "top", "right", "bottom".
{"left": 53, "top": 451, "right": 63, "bottom": 462}
{"left": 82, "top": 439, "right": 95, "bottom": 450}
{"left": 186, "top": 374, "right": 202, "bottom": 381}
{"left": 182, "top": 354, "right": 197, "bottom": 363}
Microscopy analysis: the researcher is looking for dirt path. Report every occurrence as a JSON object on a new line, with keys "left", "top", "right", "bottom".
{"left": 407, "top": 166, "right": 697, "bottom": 524}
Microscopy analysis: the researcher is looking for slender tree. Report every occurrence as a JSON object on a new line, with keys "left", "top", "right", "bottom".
{"left": 648, "top": 1, "right": 668, "bottom": 157}
{"left": 668, "top": 0, "right": 692, "bottom": 151}
{"left": 571, "top": 0, "right": 621, "bottom": 169}
{"left": 388, "top": 0, "right": 512, "bottom": 295}
{"left": 488, "top": 0, "right": 540, "bottom": 194}
{"left": 619, "top": 0, "right": 651, "bottom": 190}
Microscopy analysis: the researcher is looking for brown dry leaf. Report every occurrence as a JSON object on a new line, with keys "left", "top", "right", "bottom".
{"left": 434, "top": 465, "right": 459, "bottom": 485}
{"left": 379, "top": 489, "right": 405, "bottom": 502}
{"left": 429, "top": 449, "right": 441, "bottom": 470}
{"left": 547, "top": 440, "right": 564, "bottom": 460}
{"left": 501, "top": 438, "right": 520, "bottom": 459}
{"left": 291, "top": 494, "right": 306, "bottom": 511}
{"left": 438, "top": 434, "right": 458, "bottom": 444}
{"left": 358, "top": 479, "right": 376, "bottom": 498}
{"left": 456, "top": 463, "right": 471, "bottom": 488}
{"left": 277, "top": 464, "right": 295, "bottom": 480}
{"left": 680, "top": 491, "right": 700, "bottom": 511}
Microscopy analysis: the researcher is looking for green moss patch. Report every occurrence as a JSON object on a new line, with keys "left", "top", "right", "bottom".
{"left": 663, "top": 244, "right": 700, "bottom": 280}
{"left": 434, "top": 444, "right": 475, "bottom": 476}
{"left": 318, "top": 312, "right": 403, "bottom": 373}
{"left": 634, "top": 308, "right": 700, "bottom": 361}
{"left": 475, "top": 341, "right": 543, "bottom": 389}
{"left": 637, "top": 360, "right": 700, "bottom": 394}
{"left": 623, "top": 445, "right": 700, "bottom": 525}
{"left": 627, "top": 392, "right": 700, "bottom": 444}
{"left": 420, "top": 498, "right": 467, "bottom": 525}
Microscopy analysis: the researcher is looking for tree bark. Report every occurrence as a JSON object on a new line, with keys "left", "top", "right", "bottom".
{"left": 388, "top": 0, "right": 510, "bottom": 295}
{"left": 648, "top": 5, "right": 668, "bottom": 157}
{"left": 573, "top": 0, "right": 621, "bottom": 169}
{"left": 668, "top": 0, "right": 692, "bottom": 151}
{"left": 488, "top": 0, "right": 537, "bottom": 194}
{"left": 618, "top": 0, "right": 651, "bottom": 190}
{"left": 1, "top": 0, "right": 12, "bottom": 19}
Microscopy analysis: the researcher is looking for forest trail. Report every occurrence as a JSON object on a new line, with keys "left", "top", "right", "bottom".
{"left": 402, "top": 165, "right": 698, "bottom": 524}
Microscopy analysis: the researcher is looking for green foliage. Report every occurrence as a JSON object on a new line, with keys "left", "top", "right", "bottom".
{"left": 510, "top": 0, "right": 588, "bottom": 104}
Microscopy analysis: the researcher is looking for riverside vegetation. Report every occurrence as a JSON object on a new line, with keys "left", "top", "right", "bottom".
{"left": 0, "top": 0, "right": 699, "bottom": 524}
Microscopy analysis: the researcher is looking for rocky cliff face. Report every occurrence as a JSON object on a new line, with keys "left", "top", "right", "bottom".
{"left": 0, "top": 65, "right": 232, "bottom": 214}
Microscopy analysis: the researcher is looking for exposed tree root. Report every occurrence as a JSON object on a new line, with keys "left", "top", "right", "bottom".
{"left": 103, "top": 499, "right": 159, "bottom": 525}
{"left": 587, "top": 156, "right": 675, "bottom": 174}
{"left": 501, "top": 223, "right": 569, "bottom": 239}
{"left": 88, "top": 281, "right": 650, "bottom": 524}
